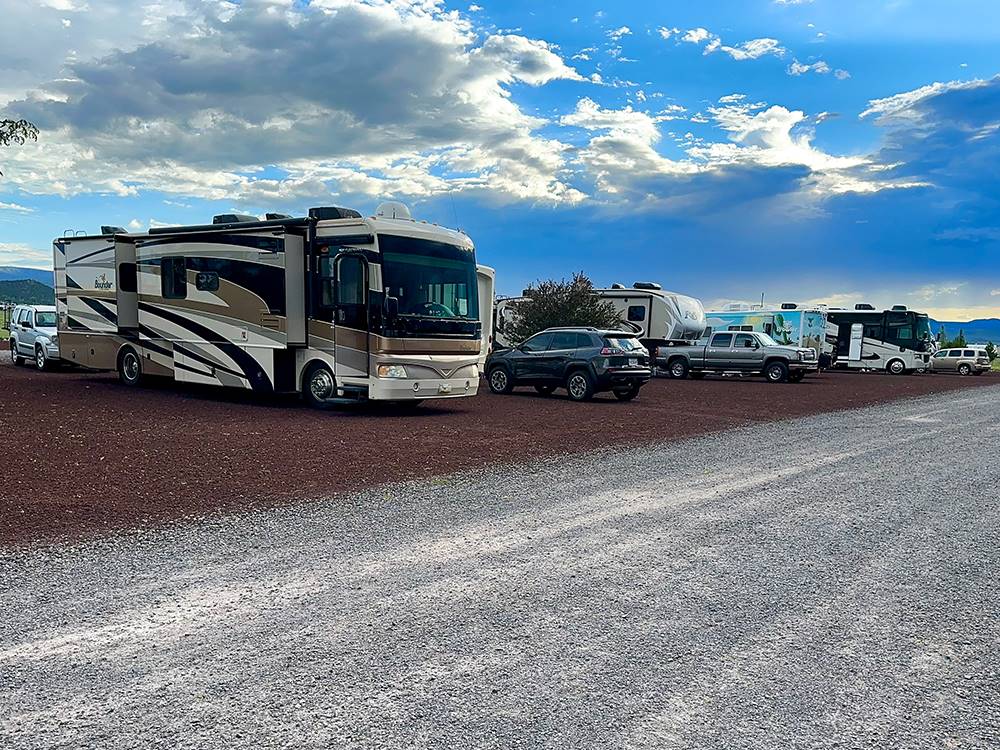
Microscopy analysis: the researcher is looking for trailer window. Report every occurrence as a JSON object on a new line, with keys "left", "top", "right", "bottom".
{"left": 627, "top": 305, "right": 646, "bottom": 322}
{"left": 195, "top": 272, "right": 220, "bottom": 292}
{"left": 161, "top": 257, "right": 187, "bottom": 299}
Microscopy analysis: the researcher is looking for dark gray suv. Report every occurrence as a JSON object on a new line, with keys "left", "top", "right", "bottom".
{"left": 486, "top": 327, "right": 652, "bottom": 401}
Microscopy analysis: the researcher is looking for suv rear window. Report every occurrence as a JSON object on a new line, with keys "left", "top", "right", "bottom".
{"left": 549, "top": 332, "right": 578, "bottom": 351}
{"left": 963, "top": 350, "right": 975, "bottom": 357}
{"left": 603, "top": 336, "right": 642, "bottom": 351}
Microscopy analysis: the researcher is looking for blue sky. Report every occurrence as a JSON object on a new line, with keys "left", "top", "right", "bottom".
{"left": 1, "top": 0, "right": 999, "bottom": 319}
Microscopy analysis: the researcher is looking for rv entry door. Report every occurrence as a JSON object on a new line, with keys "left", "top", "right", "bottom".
{"left": 333, "top": 254, "right": 370, "bottom": 380}
{"left": 849, "top": 323, "right": 864, "bottom": 362}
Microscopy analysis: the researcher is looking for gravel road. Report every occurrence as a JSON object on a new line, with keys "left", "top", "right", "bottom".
{"left": 3, "top": 385, "right": 999, "bottom": 749}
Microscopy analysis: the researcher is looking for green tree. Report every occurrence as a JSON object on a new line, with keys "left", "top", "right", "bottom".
{"left": 985, "top": 341, "right": 997, "bottom": 362}
{"left": 0, "top": 119, "right": 39, "bottom": 176}
{"left": 509, "top": 273, "right": 621, "bottom": 343}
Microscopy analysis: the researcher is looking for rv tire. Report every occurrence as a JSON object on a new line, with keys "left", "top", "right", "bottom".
{"left": 667, "top": 358, "right": 689, "bottom": 379}
{"left": 886, "top": 358, "right": 906, "bottom": 376}
{"left": 303, "top": 362, "right": 336, "bottom": 409}
{"left": 117, "top": 347, "right": 142, "bottom": 386}
{"left": 765, "top": 360, "right": 789, "bottom": 383}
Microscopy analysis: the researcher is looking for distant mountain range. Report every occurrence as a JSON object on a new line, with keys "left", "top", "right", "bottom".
{"left": 932, "top": 318, "right": 1000, "bottom": 344}
{"left": 0, "top": 266, "right": 54, "bottom": 286}
{"left": 0, "top": 279, "right": 56, "bottom": 306}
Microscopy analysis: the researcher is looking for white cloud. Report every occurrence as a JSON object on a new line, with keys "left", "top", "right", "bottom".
{"left": 657, "top": 27, "right": 680, "bottom": 40}
{"left": 910, "top": 283, "right": 965, "bottom": 302}
{"left": 0, "top": 201, "right": 34, "bottom": 213}
{"left": 681, "top": 28, "right": 713, "bottom": 44}
{"left": 860, "top": 78, "right": 987, "bottom": 123}
{"left": 607, "top": 26, "right": 631, "bottom": 41}
{"left": 0, "top": 242, "right": 52, "bottom": 269}
{"left": 991, "top": 289, "right": 1000, "bottom": 297}
{"left": 774, "top": 0, "right": 814, "bottom": 4}
{"left": 673, "top": 27, "right": 785, "bottom": 61}
{"left": 468, "top": 4, "right": 482, "bottom": 11}
{"left": 788, "top": 59, "right": 831, "bottom": 76}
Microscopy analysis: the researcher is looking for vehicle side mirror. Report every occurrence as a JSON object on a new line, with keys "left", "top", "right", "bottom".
{"left": 384, "top": 295, "right": 399, "bottom": 319}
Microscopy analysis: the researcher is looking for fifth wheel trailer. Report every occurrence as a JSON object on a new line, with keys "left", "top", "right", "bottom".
{"left": 53, "top": 203, "right": 484, "bottom": 406}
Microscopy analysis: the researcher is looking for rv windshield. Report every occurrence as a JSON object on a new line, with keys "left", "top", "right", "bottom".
{"left": 380, "top": 235, "right": 479, "bottom": 322}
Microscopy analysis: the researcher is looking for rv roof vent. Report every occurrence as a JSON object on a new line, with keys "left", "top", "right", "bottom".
{"left": 374, "top": 201, "right": 412, "bottom": 220}
{"left": 780, "top": 303, "right": 798, "bottom": 310}
{"left": 213, "top": 213, "right": 259, "bottom": 224}
{"left": 891, "top": 305, "right": 908, "bottom": 311}
{"left": 855, "top": 303, "right": 876, "bottom": 310}
{"left": 633, "top": 281, "right": 662, "bottom": 291}
{"left": 100, "top": 225, "right": 126, "bottom": 235}
{"left": 611, "top": 283, "right": 626, "bottom": 289}
{"left": 309, "top": 206, "right": 363, "bottom": 221}
{"left": 264, "top": 212, "right": 293, "bottom": 221}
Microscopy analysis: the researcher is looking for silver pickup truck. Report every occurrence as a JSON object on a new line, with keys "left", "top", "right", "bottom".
{"left": 658, "top": 331, "right": 819, "bottom": 383}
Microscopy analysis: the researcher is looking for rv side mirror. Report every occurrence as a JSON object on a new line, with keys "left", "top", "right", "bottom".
{"left": 384, "top": 295, "right": 399, "bottom": 319}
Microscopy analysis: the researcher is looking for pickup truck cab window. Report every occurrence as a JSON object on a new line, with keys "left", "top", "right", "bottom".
{"left": 710, "top": 333, "right": 733, "bottom": 347}
{"left": 735, "top": 333, "right": 756, "bottom": 348}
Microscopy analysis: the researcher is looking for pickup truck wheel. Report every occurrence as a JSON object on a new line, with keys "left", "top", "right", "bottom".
{"left": 613, "top": 382, "right": 641, "bottom": 401}
{"left": 765, "top": 361, "right": 789, "bottom": 383}
{"left": 566, "top": 370, "right": 595, "bottom": 402}
{"left": 488, "top": 366, "right": 514, "bottom": 394}
{"left": 534, "top": 384, "right": 556, "bottom": 396}
{"left": 667, "top": 358, "right": 689, "bottom": 379}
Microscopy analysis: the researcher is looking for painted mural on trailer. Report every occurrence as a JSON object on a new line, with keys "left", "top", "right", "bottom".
{"left": 703, "top": 310, "right": 827, "bottom": 355}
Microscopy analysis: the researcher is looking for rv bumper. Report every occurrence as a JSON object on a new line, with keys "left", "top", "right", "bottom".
{"left": 369, "top": 374, "right": 480, "bottom": 400}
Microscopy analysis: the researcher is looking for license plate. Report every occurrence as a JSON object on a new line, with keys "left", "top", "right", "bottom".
{"left": 628, "top": 358, "right": 638, "bottom": 367}
{"left": 438, "top": 383, "right": 452, "bottom": 394}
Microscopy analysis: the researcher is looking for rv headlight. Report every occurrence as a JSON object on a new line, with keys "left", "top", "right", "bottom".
{"left": 377, "top": 364, "right": 408, "bottom": 379}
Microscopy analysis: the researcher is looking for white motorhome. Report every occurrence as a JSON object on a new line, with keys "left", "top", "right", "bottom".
{"left": 825, "top": 305, "right": 935, "bottom": 375}
{"left": 493, "top": 295, "right": 530, "bottom": 350}
{"left": 476, "top": 265, "right": 496, "bottom": 368}
{"left": 53, "top": 203, "right": 484, "bottom": 406}
{"left": 594, "top": 282, "right": 706, "bottom": 350}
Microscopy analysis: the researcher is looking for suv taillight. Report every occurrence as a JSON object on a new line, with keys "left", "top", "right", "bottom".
{"left": 601, "top": 347, "right": 622, "bottom": 355}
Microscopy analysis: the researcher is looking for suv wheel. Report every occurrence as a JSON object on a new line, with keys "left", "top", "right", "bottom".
{"left": 534, "top": 384, "right": 555, "bottom": 396}
{"left": 566, "top": 370, "right": 595, "bottom": 402}
{"left": 34, "top": 345, "right": 48, "bottom": 372}
{"left": 613, "top": 382, "right": 641, "bottom": 401}
{"left": 118, "top": 347, "right": 143, "bottom": 387}
{"left": 765, "top": 361, "right": 789, "bottom": 383}
{"left": 957, "top": 363, "right": 971, "bottom": 376}
{"left": 10, "top": 340, "right": 23, "bottom": 366}
{"left": 488, "top": 366, "right": 514, "bottom": 394}
{"left": 667, "top": 358, "right": 689, "bottom": 379}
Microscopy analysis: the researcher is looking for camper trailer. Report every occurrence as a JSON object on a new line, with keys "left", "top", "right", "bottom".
{"left": 476, "top": 265, "right": 496, "bottom": 369}
{"left": 825, "top": 305, "right": 935, "bottom": 374}
{"left": 493, "top": 295, "right": 530, "bottom": 350}
{"left": 703, "top": 303, "right": 829, "bottom": 359}
{"left": 53, "top": 204, "right": 483, "bottom": 406}
{"left": 595, "top": 282, "right": 706, "bottom": 352}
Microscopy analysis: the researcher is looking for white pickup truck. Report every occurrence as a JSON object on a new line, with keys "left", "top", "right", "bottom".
{"left": 659, "top": 331, "right": 819, "bottom": 383}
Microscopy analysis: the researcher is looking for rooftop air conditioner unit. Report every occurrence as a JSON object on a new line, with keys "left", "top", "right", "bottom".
{"left": 611, "top": 283, "right": 626, "bottom": 289}
{"left": 308, "top": 206, "right": 363, "bottom": 220}
{"left": 855, "top": 303, "right": 876, "bottom": 310}
{"left": 213, "top": 213, "right": 259, "bottom": 224}
{"left": 100, "top": 225, "right": 126, "bottom": 235}
{"left": 891, "top": 305, "right": 908, "bottom": 311}
{"left": 265, "top": 213, "right": 293, "bottom": 221}
{"left": 633, "top": 281, "right": 662, "bottom": 290}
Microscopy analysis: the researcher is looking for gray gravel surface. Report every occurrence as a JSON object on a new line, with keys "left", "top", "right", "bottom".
{"left": 2, "top": 386, "right": 999, "bottom": 750}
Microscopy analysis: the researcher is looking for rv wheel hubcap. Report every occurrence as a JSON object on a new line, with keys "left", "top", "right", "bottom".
{"left": 569, "top": 375, "right": 586, "bottom": 398}
{"left": 123, "top": 353, "right": 139, "bottom": 381}
{"left": 490, "top": 370, "right": 507, "bottom": 391}
{"left": 310, "top": 369, "right": 334, "bottom": 401}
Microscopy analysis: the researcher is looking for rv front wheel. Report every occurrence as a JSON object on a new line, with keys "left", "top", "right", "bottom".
{"left": 886, "top": 358, "right": 906, "bottom": 376}
{"left": 304, "top": 363, "right": 336, "bottom": 408}
{"left": 118, "top": 348, "right": 142, "bottom": 386}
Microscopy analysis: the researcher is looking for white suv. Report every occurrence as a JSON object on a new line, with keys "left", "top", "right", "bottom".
{"left": 8, "top": 304, "right": 60, "bottom": 371}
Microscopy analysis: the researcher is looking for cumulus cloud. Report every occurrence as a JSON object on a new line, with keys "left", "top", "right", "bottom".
{"left": 670, "top": 27, "right": 785, "bottom": 61}
{"left": 3, "top": 0, "right": 586, "bottom": 206}
{"left": 0, "top": 242, "right": 52, "bottom": 269}
{"left": 607, "top": 26, "right": 631, "bottom": 40}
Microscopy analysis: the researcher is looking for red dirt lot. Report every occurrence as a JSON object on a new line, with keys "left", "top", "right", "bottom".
{"left": 1, "top": 358, "right": 997, "bottom": 545}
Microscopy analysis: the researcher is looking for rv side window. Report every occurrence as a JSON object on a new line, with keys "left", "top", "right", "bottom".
{"left": 627, "top": 305, "right": 646, "bottom": 322}
{"left": 864, "top": 324, "right": 881, "bottom": 338}
{"left": 119, "top": 263, "right": 137, "bottom": 293}
{"left": 763, "top": 323, "right": 773, "bottom": 334}
{"left": 161, "top": 257, "right": 187, "bottom": 299}
{"left": 195, "top": 272, "right": 220, "bottom": 292}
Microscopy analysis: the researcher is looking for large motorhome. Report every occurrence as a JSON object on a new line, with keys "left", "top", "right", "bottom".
{"left": 53, "top": 203, "right": 483, "bottom": 406}
{"left": 825, "top": 305, "right": 935, "bottom": 374}
{"left": 476, "top": 265, "right": 496, "bottom": 368}
{"left": 703, "top": 303, "right": 829, "bottom": 359}
{"left": 594, "top": 282, "right": 706, "bottom": 350}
